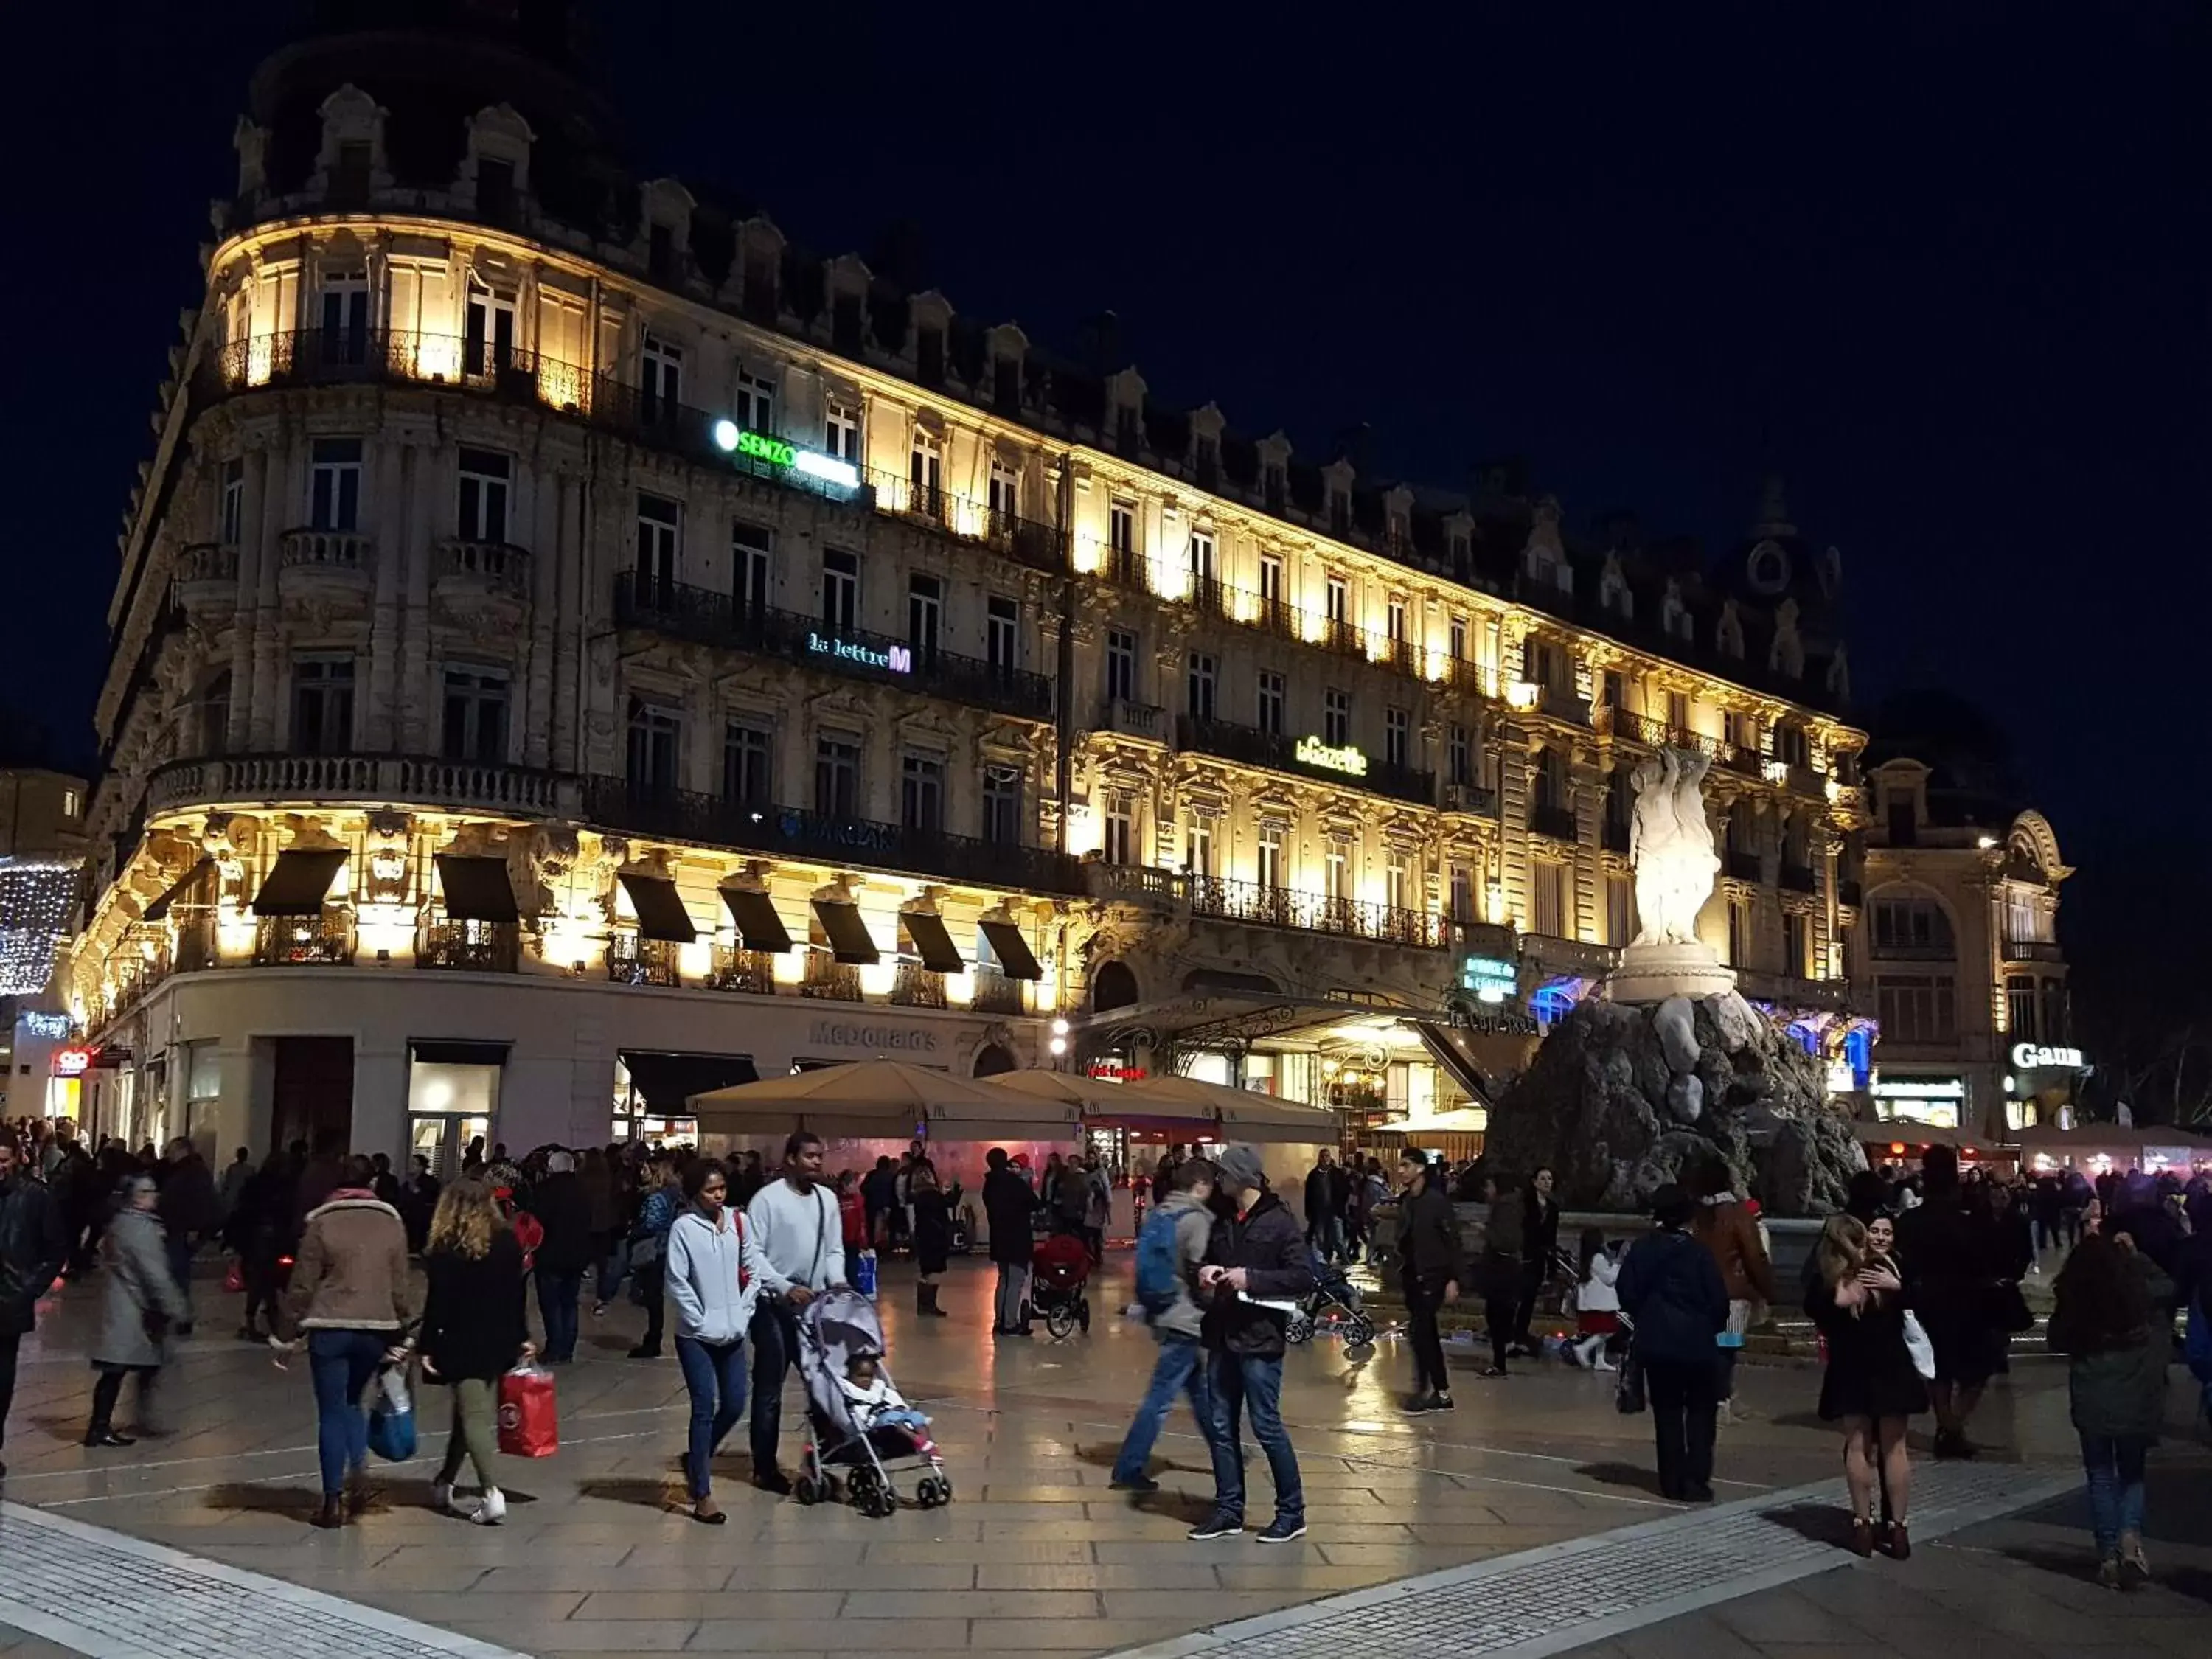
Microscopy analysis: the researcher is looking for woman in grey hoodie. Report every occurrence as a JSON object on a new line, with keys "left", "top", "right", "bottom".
{"left": 86, "top": 1174, "right": 189, "bottom": 1447}
{"left": 664, "top": 1158, "right": 787, "bottom": 1523}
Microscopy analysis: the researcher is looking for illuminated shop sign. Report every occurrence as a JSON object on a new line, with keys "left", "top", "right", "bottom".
{"left": 807, "top": 632, "right": 912, "bottom": 674}
{"left": 53, "top": 1046, "right": 93, "bottom": 1077}
{"left": 1295, "top": 736, "right": 1368, "bottom": 776}
{"left": 713, "top": 421, "right": 862, "bottom": 490}
{"left": 1460, "top": 956, "right": 1517, "bottom": 1004}
{"left": 1871, "top": 1077, "right": 1965, "bottom": 1100}
{"left": 1087, "top": 1061, "right": 1149, "bottom": 1082}
{"left": 2011, "top": 1043, "right": 2084, "bottom": 1070}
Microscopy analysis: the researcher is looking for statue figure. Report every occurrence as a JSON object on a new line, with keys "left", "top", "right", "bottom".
{"left": 1629, "top": 747, "right": 1720, "bottom": 947}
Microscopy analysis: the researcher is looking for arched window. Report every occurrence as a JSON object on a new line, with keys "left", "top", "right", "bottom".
{"left": 1868, "top": 888, "right": 1956, "bottom": 955}
{"left": 1091, "top": 960, "right": 1139, "bottom": 1012}
{"left": 973, "top": 1043, "right": 1016, "bottom": 1078}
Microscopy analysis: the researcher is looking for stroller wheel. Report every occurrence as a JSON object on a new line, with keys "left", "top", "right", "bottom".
{"left": 847, "top": 1467, "right": 881, "bottom": 1512}
{"left": 1286, "top": 1309, "right": 1315, "bottom": 1345}
{"left": 1077, "top": 1298, "right": 1091, "bottom": 1334}
{"left": 870, "top": 1486, "right": 900, "bottom": 1518}
{"left": 1046, "top": 1306, "right": 1076, "bottom": 1340}
{"left": 793, "top": 1474, "right": 825, "bottom": 1506}
{"left": 915, "top": 1475, "right": 947, "bottom": 1509}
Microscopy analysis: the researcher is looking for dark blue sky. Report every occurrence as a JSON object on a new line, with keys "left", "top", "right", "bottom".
{"left": 4, "top": 3, "right": 2203, "bottom": 939}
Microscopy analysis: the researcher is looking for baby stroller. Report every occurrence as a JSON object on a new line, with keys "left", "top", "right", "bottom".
{"left": 1285, "top": 1248, "right": 1378, "bottom": 1357}
{"left": 1029, "top": 1231, "right": 1093, "bottom": 1339}
{"left": 790, "top": 1288, "right": 951, "bottom": 1515}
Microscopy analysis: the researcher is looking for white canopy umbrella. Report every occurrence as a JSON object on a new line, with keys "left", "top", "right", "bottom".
{"left": 688, "top": 1059, "right": 1080, "bottom": 1142}
{"left": 1117, "top": 1073, "right": 1343, "bottom": 1145}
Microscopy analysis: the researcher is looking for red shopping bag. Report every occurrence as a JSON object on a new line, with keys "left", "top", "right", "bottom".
{"left": 498, "top": 1361, "right": 558, "bottom": 1458}
{"left": 223, "top": 1258, "right": 246, "bottom": 1295}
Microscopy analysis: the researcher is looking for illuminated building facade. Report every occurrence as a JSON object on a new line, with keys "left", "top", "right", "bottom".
{"left": 1860, "top": 754, "right": 2076, "bottom": 1142}
{"left": 70, "top": 3, "right": 1869, "bottom": 1161}
{"left": 1, "top": 762, "right": 88, "bottom": 1116}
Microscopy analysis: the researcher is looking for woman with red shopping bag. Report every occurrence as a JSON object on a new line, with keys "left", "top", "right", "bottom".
{"left": 417, "top": 1179, "right": 531, "bottom": 1523}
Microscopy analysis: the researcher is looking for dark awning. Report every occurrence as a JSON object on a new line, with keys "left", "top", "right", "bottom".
{"left": 978, "top": 918, "right": 1042, "bottom": 981}
{"left": 411, "top": 1040, "right": 510, "bottom": 1068}
{"left": 619, "top": 872, "right": 698, "bottom": 942}
{"left": 720, "top": 887, "right": 793, "bottom": 953}
{"left": 901, "top": 911, "right": 965, "bottom": 974}
{"left": 619, "top": 1050, "right": 759, "bottom": 1113}
{"left": 143, "top": 858, "right": 213, "bottom": 922}
{"left": 251, "top": 848, "right": 348, "bottom": 917}
{"left": 813, "top": 899, "right": 880, "bottom": 964}
{"left": 436, "top": 855, "right": 520, "bottom": 923}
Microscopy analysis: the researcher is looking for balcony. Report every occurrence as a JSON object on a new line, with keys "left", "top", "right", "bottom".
{"left": 617, "top": 576, "right": 1054, "bottom": 723}
{"left": 1188, "top": 576, "right": 1234, "bottom": 621}
{"left": 1096, "top": 697, "right": 1167, "bottom": 741}
{"left": 1528, "top": 802, "right": 1578, "bottom": 844}
{"left": 1601, "top": 707, "right": 1670, "bottom": 748}
{"left": 1736, "top": 970, "right": 1858, "bottom": 1015}
{"left": 800, "top": 953, "right": 863, "bottom": 1001}
{"left": 971, "top": 966, "right": 1027, "bottom": 1015}
{"left": 1441, "top": 782, "right": 1499, "bottom": 816}
{"left": 173, "top": 543, "right": 237, "bottom": 610}
{"left": 147, "top": 753, "right": 565, "bottom": 819}
{"left": 254, "top": 912, "right": 355, "bottom": 967}
{"left": 1716, "top": 742, "right": 1765, "bottom": 780}
{"left": 709, "top": 944, "right": 780, "bottom": 995}
{"left": 417, "top": 918, "right": 519, "bottom": 973}
{"left": 1780, "top": 862, "right": 1818, "bottom": 894}
{"left": 1186, "top": 873, "right": 1454, "bottom": 950}
{"left": 1725, "top": 849, "right": 1763, "bottom": 883}
{"left": 2002, "top": 938, "right": 2064, "bottom": 964}
{"left": 1175, "top": 716, "right": 1435, "bottom": 807}
{"left": 434, "top": 538, "right": 534, "bottom": 602}
{"left": 608, "top": 934, "right": 682, "bottom": 987}
{"left": 891, "top": 962, "right": 950, "bottom": 1009}
{"left": 582, "top": 779, "right": 1088, "bottom": 897}
{"left": 1094, "top": 548, "right": 1145, "bottom": 590}
{"left": 278, "top": 528, "right": 374, "bottom": 597}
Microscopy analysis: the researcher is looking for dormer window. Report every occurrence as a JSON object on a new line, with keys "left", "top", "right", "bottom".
{"left": 1116, "top": 404, "right": 1141, "bottom": 455}
{"left": 1716, "top": 604, "right": 1745, "bottom": 658}
{"left": 1448, "top": 529, "right": 1472, "bottom": 577}
{"left": 993, "top": 355, "right": 1020, "bottom": 413}
{"left": 1387, "top": 507, "right": 1409, "bottom": 547}
{"left": 1194, "top": 434, "right": 1220, "bottom": 490}
{"left": 837, "top": 292, "right": 869, "bottom": 358}
{"left": 1263, "top": 461, "right": 1287, "bottom": 513}
{"left": 914, "top": 323, "right": 944, "bottom": 383}
{"left": 647, "top": 223, "right": 677, "bottom": 285}
{"left": 1328, "top": 484, "right": 1351, "bottom": 537}
{"left": 331, "top": 140, "right": 372, "bottom": 206}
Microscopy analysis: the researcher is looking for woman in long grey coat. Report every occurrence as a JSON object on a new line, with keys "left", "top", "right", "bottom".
{"left": 86, "top": 1174, "right": 189, "bottom": 1447}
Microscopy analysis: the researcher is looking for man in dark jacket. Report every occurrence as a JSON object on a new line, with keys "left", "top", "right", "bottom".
{"left": 1396, "top": 1151, "right": 1466, "bottom": 1413}
{"left": 0, "top": 1140, "right": 70, "bottom": 1478}
{"left": 981, "top": 1149, "right": 1035, "bottom": 1335}
{"left": 528, "top": 1150, "right": 594, "bottom": 1363}
{"left": 1189, "top": 1144, "right": 1315, "bottom": 1544}
{"left": 156, "top": 1139, "right": 221, "bottom": 1336}
{"left": 1617, "top": 1184, "right": 1728, "bottom": 1502}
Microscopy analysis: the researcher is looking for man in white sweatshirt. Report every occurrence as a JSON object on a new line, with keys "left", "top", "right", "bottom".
{"left": 744, "top": 1131, "right": 846, "bottom": 1493}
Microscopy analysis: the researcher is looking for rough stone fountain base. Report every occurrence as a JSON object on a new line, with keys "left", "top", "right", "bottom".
{"left": 1483, "top": 989, "right": 1865, "bottom": 1217}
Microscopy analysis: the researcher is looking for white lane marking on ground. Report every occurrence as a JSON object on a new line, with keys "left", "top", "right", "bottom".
{"left": 0, "top": 1500, "right": 526, "bottom": 1658}
{"left": 1105, "top": 1461, "right": 2081, "bottom": 1659}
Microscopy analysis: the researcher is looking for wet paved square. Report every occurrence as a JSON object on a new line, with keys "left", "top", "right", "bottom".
{"left": 0, "top": 1256, "right": 2079, "bottom": 1655}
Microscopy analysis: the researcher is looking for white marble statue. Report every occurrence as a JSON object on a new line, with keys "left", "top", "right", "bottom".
{"left": 1629, "top": 747, "right": 1721, "bottom": 947}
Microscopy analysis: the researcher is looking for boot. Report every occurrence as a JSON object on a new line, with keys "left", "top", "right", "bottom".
{"left": 918, "top": 1283, "right": 947, "bottom": 1318}
{"left": 311, "top": 1494, "right": 346, "bottom": 1531}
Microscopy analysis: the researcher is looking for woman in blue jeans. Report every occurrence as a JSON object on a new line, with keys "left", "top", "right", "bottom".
{"left": 276, "top": 1156, "right": 414, "bottom": 1529}
{"left": 664, "top": 1158, "right": 787, "bottom": 1524}
{"left": 2047, "top": 1231, "right": 2172, "bottom": 1589}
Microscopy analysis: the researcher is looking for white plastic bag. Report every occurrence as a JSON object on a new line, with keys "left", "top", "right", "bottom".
{"left": 375, "top": 1363, "right": 412, "bottom": 1417}
{"left": 1902, "top": 1311, "right": 1936, "bottom": 1381}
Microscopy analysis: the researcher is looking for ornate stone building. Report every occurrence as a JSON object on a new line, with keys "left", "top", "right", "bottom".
{"left": 68, "top": 2, "right": 1870, "bottom": 1162}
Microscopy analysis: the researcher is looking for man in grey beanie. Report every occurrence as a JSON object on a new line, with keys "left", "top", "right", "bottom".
{"left": 1189, "top": 1144, "right": 1314, "bottom": 1543}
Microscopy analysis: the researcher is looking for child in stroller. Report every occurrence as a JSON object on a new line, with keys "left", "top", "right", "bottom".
{"left": 1029, "top": 1231, "right": 1093, "bottom": 1338}
{"left": 1285, "top": 1247, "right": 1378, "bottom": 1356}
{"left": 791, "top": 1288, "right": 952, "bottom": 1516}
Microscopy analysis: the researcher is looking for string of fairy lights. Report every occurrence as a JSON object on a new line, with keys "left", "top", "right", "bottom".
{"left": 0, "top": 858, "right": 80, "bottom": 996}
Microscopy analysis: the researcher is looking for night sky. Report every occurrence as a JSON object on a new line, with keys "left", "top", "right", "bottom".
{"left": 4, "top": 4, "right": 2204, "bottom": 1090}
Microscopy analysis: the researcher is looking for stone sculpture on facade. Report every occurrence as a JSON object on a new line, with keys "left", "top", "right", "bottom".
{"left": 1628, "top": 748, "right": 1718, "bottom": 947}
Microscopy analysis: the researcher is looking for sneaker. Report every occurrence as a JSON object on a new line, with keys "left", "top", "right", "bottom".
{"left": 1187, "top": 1512, "right": 1243, "bottom": 1540}
{"left": 2097, "top": 1554, "right": 2122, "bottom": 1590}
{"left": 1257, "top": 1517, "right": 1307, "bottom": 1544}
{"left": 1108, "top": 1474, "right": 1161, "bottom": 1493}
{"left": 1430, "top": 1392, "right": 1455, "bottom": 1411}
{"left": 2119, "top": 1535, "right": 2149, "bottom": 1587}
{"left": 1477, "top": 1365, "right": 1509, "bottom": 1380}
{"left": 431, "top": 1480, "right": 458, "bottom": 1515}
{"left": 471, "top": 1488, "right": 506, "bottom": 1526}
{"left": 1400, "top": 1393, "right": 1438, "bottom": 1415}
{"left": 754, "top": 1470, "right": 793, "bottom": 1497}
{"left": 591, "top": 1303, "right": 608, "bottom": 1318}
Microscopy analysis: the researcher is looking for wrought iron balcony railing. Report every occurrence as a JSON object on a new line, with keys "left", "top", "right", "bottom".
{"left": 254, "top": 912, "right": 355, "bottom": 967}
{"left": 970, "top": 966, "right": 1027, "bottom": 1015}
{"left": 1184, "top": 873, "right": 1454, "bottom": 950}
{"left": 582, "top": 779, "right": 1088, "bottom": 897}
{"left": 710, "top": 944, "right": 781, "bottom": 994}
{"left": 417, "top": 918, "right": 520, "bottom": 973}
{"left": 618, "top": 575, "right": 1054, "bottom": 723}
{"left": 800, "top": 953, "right": 863, "bottom": 1001}
{"left": 147, "top": 752, "right": 564, "bottom": 818}
{"left": 608, "top": 933, "right": 682, "bottom": 987}
{"left": 891, "top": 962, "right": 949, "bottom": 1009}
{"left": 1175, "top": 716, "right": 1435, "bottom": 807}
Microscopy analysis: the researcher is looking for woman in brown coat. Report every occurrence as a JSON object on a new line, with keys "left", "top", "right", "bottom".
{"left": 1688, "top": 1156, "right": 1773, "bottom": 1418}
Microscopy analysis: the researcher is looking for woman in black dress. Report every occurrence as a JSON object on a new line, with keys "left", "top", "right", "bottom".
{"left": 910, "top": 1158, "right": 951, "bottom": 1318}
{"left": 1807, "top": 1212, "right": 1927, "bottom": 1559}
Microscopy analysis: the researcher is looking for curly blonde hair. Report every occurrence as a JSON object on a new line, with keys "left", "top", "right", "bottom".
{"left": 1815, "top": 1213, "right": 1869, "bottom": 1291}
{"left": 428, "top": 1177, "right": 506, "bottom": 1260}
